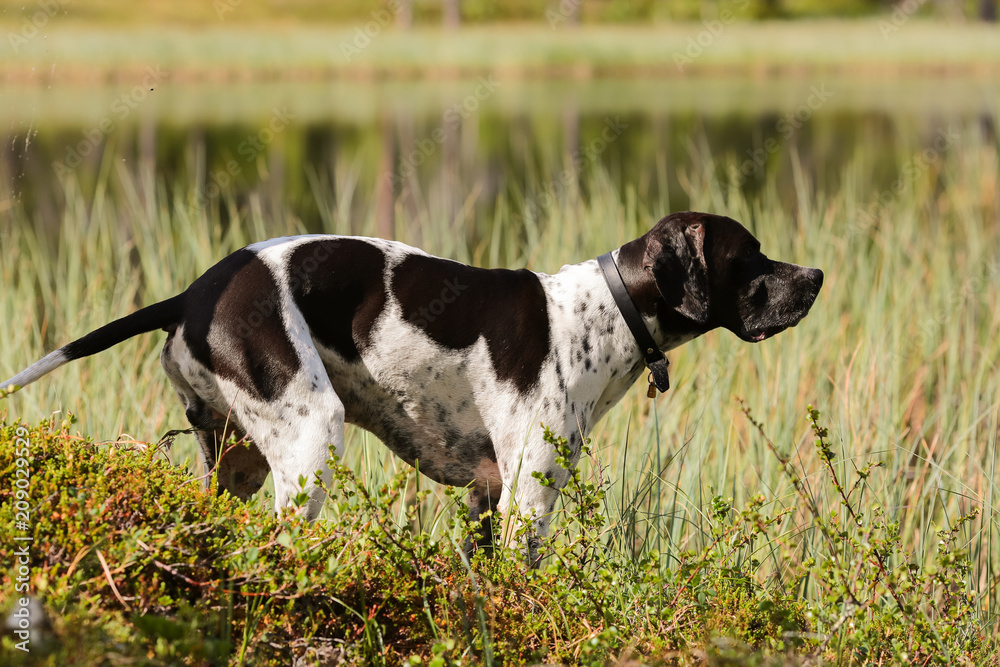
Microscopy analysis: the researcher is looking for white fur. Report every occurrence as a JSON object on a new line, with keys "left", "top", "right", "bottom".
{"left": 1, "top": 350, "right": 70, "bottom": 394}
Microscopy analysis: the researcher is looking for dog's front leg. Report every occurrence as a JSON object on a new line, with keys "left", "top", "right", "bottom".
{"left": 497, "top": 460, "right": 567, "bottom": 567}
{"left": 463, "top": 482, "right": 502, "bottom": 559}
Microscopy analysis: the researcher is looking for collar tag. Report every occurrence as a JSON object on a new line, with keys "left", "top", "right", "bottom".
{"left": 647, "top": 358, "right": 671, "bottom": 394}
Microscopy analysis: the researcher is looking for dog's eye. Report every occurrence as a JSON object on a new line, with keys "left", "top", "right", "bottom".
{"left": 740, "top": 253, "right": 772, "bottom": 278}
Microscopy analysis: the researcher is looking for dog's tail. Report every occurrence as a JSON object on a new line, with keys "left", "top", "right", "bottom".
{"left": 1, "top": 293, "right": 186, "bottom": 398}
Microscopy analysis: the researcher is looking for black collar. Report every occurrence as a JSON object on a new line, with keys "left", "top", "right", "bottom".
{"left": 597, "top": 251, "right": 670, "bottom": 396}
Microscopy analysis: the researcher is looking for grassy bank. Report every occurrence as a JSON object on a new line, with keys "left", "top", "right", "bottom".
{"left": 0, "top": 415, "right": 994, "bottom": 664}
{"left": 0, "top": 119, "right": 999, "bottom": 662}
{"left": 2, "top": 21, "right": 1000, "bottom": 83}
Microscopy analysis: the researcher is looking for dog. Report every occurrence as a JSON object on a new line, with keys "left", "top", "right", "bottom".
{"left": 2, "top": 211, "right": 822, "bottom": 557}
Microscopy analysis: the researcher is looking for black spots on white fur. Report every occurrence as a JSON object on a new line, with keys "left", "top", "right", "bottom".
{"left": 443, "top": 427, "right": 463, "bottom": 451}
{"left": 434, "top": 402, "right": 450, "bottom": 425}
{"left": 297, "top": 405, "right": 309, "bottom": 417}
{"left": 472, "top": 433, "right": 499, "bottom": 465}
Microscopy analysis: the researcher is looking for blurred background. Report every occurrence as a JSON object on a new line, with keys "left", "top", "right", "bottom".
{"left": 2, "top": 0, "right": 998, "bottom": 260}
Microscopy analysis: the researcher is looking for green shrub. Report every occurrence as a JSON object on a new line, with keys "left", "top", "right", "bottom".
{"left": 0, "top": 412, "right": 995, "bottom": 665}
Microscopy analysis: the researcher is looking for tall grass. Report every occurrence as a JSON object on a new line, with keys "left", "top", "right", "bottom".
{"left": 1, "top": 120, "right": 999, "bottom": 657}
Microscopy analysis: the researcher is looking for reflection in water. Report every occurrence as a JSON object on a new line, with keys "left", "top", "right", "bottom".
{"left": 1, "top": 77, "right": 996, "bottom": 258}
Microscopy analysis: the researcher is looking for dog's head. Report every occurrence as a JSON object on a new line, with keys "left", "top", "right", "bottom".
{"left": 619, "top": 211, "right": 823, "bottom": 344}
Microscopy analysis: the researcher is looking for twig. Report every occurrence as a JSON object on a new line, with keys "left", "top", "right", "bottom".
{"left": 96, "top": 549, "right": 131, "bottom": 610}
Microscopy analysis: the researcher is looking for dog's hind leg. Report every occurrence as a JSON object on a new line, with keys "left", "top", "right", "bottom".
{"left": 249, "top": 388, "right": 345, "bottom": 520}
{"left": 227, "top": 353, "right": 346, "bottom": 522}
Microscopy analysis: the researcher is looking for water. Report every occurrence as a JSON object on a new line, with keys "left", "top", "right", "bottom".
{"left": 2, "top": 75, "right": 997, "bottom": 246}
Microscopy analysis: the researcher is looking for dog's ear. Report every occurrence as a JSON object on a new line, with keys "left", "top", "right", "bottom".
{"left": 644, "top": 219, "right": 710, "bottom": 324}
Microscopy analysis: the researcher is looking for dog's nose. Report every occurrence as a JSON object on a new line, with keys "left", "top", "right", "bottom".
{"left": 805, "top": 268, "right": 824, "bottom": 289}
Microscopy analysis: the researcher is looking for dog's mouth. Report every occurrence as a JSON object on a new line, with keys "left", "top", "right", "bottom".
{"left": 738, "top": 324, "right": 789, "bottom": 343}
